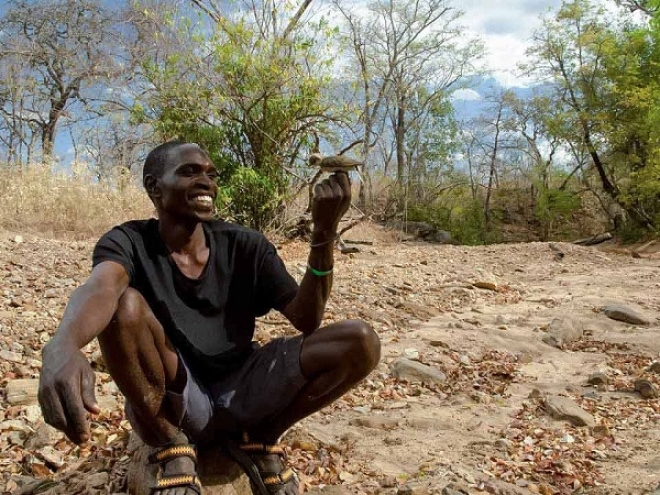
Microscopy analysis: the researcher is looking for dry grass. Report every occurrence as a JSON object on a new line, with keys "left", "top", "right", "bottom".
{"left": 0, "top": 163, "right": 154, "bottom": 239}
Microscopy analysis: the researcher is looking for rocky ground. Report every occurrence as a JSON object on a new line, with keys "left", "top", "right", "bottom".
{"left": 2, "top": 224, "right": 660, "bottom": 495}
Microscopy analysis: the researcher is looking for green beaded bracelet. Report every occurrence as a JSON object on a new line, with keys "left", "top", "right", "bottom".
{"left": 307, "top": 264, "right": 333, "bottom": 277}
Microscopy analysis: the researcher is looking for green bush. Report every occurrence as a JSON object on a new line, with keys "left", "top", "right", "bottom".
{"left": 407, "top": 196, "right": 489, "bottom": 245}
{"left": 217, "top": 167, "right": 282, "bottom": 231}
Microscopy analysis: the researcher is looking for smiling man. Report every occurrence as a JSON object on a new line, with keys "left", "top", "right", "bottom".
{"left": 38, "top": 141, "right": 381, "bottom": 495}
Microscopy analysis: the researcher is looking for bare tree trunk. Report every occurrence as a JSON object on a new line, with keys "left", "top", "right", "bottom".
{"left": 395, "top": 103, "right": 405, "bottom": 185}
{"left": 484, "top": 106, "right": 502, "bottom": 238}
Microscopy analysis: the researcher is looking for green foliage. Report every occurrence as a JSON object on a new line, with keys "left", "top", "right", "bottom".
{"left": 134, "top": 3, "right": 337, "bottom": 230}
{"left": 404, "top": 183, "right": 491, "bottom": 245}
{"left": 535, "top": 186, "right": 582, "bottom": 239}
{"left": 216, "top": 167, "right": 282, "bottom": 231}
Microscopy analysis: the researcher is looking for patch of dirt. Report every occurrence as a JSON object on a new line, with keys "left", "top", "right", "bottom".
{"left": 2, "top": 224, "right": 660, "bottom": 494}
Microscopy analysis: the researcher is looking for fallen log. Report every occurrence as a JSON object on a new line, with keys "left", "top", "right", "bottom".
{"left": 572, "top": 232, "right": 612, "bottom": 246}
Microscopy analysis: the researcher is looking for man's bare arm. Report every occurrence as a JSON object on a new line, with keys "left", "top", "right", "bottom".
{"left": 47, "top": 261, "right": 130, "bottom": 349}
{"left": 282, "top": 172, "right": 350, "bottom": 334}
{"left": 281, "top": 229, "right": 335, "bottom": 334}
{"left": 39, "top": 261, "right": 129, "bottom": 444}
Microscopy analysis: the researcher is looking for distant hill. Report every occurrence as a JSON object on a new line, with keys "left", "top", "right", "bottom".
{"left": 451, "top": 76, "right": 552, "bottom": 122}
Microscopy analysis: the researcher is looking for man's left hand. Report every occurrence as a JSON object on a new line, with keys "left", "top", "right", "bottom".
{"left": 311, "top": 172, "right": 351, "bottom": 233}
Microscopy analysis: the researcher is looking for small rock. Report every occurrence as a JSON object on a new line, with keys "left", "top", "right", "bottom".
{"left": 38, "top": 446, "right": 64, "bottom": 469}
{"left": 545, "top": 396, "right": 595, "bottom": 427}
{"left": 349, "top": 416, "right": 399, "bottom": 430}
{"left": 13, "top": 235, "right": 24, "bottom": 243}
{"left": 473, "top": 281, "right": 497, "bottom": 291}
{"left": 634, "top": 378, "right": 658, "bottom": 398}
{"left": 542, "top": 317, "right": 584, "bottom": 348}
{"left": 25, "top": 423, "right": 64, "bottom": 450}
{"left": 588, "top": 372, "right": 609, "bottom": 386}
{"left": 43, "top": 289, "right": 58, "bottom": 298}
{"left": 592, "top": 424, "right": 611, "bottom": 438}
{"left": 5, "top": 378, "right": 38, "bottom": 405}
{"left": 602, "top": 304, "right": 649, "bottom": 325}
{"left": 24, "top": 405, "right": 42, "bottom": 424}
{"left": 404, "top": 348, "right": 420, "bottom": 360}
{"left": 389, "top": 358, "right": 446, "bottom": 386}
{"left": 398, "top": 482, "right": 429, "bottom": 495}
{"left": 494, "top": 439, "right": 513, "bottom": 452}
{"left": 528, "top": 388, "right": 543, "bottom": 399}
{"left": 648, "top": 362, "right": 660, "bottom": 374}
{"left": 517, "top": 352, "right": 533, "bottom": 364}
{"left": 459, "top": 355, "right": 471, "bottom": 366}
{"left": 87, "top": 472, "right": 110, "bottom": 488}
{"left": 442, "top": 483, "right": 468, "bottom": 495}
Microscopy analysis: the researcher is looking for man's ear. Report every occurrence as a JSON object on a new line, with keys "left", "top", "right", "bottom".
{"left": 144, "top": 175, "right": 161, "bottom": 198}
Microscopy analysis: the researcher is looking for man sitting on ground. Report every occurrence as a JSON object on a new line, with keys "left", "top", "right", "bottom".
{"left": 38, "top": 141, "right": 381, "bottom": 495}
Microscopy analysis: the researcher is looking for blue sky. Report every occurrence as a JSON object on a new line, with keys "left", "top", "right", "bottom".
{"left": 0, "top": 0, "right": 580, "bottom": 161}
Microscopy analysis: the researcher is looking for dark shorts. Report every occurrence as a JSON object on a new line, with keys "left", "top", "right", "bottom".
{"left": 126, "top": 335, "right": 307, "bottom": 445}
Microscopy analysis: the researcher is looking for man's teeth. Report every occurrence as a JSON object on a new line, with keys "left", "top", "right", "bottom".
{"left": 193, "top": 195, "right": 213, "bottom": 205}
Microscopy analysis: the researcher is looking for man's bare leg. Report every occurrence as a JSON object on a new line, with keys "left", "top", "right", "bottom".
{"left": 267, "top": 319, "right": 380, "bottom": 439}
{"left": 98, "top": 288, "right": 196, "bottom": 495}
{"left": 243, "top": 320, "right": 380, "bottom": 495}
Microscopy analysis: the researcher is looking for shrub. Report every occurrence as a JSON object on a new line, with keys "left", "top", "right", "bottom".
{"left": 217, "top": 167, "right": 283, "bottom": 231}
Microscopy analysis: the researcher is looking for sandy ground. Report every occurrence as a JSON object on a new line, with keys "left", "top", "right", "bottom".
{"left": 2, "top": 223, "right": 660, "bottom": 495}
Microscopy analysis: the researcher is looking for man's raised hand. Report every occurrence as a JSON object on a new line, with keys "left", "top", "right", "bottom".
{"left": 311, "top": 172, "right": 351, "bottom": 233}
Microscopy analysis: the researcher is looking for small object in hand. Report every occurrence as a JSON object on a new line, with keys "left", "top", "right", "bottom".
{"left": 309, "top": 153, "right": 363, "bottom": 173}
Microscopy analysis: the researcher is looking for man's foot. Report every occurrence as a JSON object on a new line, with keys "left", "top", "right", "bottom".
{"left": 148, "top": 441, "right": 201, "bottom": 495}
{"left": 223, "top": 433, "right": 299, "bottom": 495}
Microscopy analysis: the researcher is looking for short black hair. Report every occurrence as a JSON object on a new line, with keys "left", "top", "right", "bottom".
{"left": 142, "top": 140, "right": 187, "bottom": 184}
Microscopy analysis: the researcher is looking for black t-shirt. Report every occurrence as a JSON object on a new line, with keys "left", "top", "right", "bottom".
{"left": 92, "top": 219, "right": 298, "bottom": 378}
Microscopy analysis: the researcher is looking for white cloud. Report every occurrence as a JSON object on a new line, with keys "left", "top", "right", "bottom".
{"left": 452, "top": 88, "right": 481, "bottom": 101}
{"left": 457, "top": 0, "right": 613, "bottom": 87}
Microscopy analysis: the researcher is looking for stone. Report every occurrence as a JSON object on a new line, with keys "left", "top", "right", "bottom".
{"left": 43, "top": 289, "right": 58, "bottom": 298}
{"left": 602, "top": 304, "right": 649, "bottom": 325}
{"left": 5, "top": 378, "right": 39, "bottom": 405}
{"left": 398, "top": 482, "right": 430, "bottom": 494}
{"left": 349, "top": 416, "right": 399, "bottom": 430}
{"left": 87, "top": 472, "right": 110, "bottom": 488}
{"left": 442, "top": 484, "right": 468, "bottom": 495}
{"left": 127, "top": 434, "right": 252, "bottom": 495}
{"left": 38, "top": 446, "right": 64, "bottom": 469}
{"left": 634, "top": 378, "right": 658, "bottom": 399}
{"left": 648, "top": 362, "right": 660, "bottom": 374}
{"left": 389, "top": 357, "right": 446, "bottom": 386}
{"left": 25, "top": 423, "right": 64, "bottom": 450}
{"left": 542, "top": 317, "right": 584, "bottom": 348}
{"left": 544, "top": 396, "right": 595, "bottom": 427}
{"left": 587, "top": 372, "right": 609, "bottom": 386}
{"left": 1, "top": 349, "right": 23, "bottom": 363}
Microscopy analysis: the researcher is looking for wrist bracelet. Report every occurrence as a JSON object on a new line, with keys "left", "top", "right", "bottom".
{"left": 310, "top": 235, "right": 337, "bottom": 249}
{"left": 307, "top": 264, "right": 333, "bottom": 276}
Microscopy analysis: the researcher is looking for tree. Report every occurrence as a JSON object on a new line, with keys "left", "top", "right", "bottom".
{"left": 0, "top": 0, "right": 129, "bottom": 161}
{"left": 525, "top": 0, "right": 659, "bottom": 229}
{"left": 334, "top": 0, "right": 481, "bottom": 206}
{"left": 136, "top": 0, "right": 337, "bottom": 228}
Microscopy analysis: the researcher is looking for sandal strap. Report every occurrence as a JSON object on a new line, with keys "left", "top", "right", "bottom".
{"left": 148, "top": 444, "right": 197, "bottom": 465}
{"left": 152, "top": 474, "right": 202, "bottom": 494}
{"left": 240, "top": 442, "right": 285, "bottom": 455}
{"left": 263, "top": 467, "right": 296, "bottom": 486}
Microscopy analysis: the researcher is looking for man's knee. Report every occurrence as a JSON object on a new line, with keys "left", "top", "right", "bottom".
{"left": 104, "top": 288, "right": 150, "bottom": 340}
{"left": 344, "top": 319, "right": 381, "bottom": 373}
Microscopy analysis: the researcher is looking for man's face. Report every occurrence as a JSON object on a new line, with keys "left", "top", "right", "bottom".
{"left": 155, "top": 144, "right": 219, "bottom": 222}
